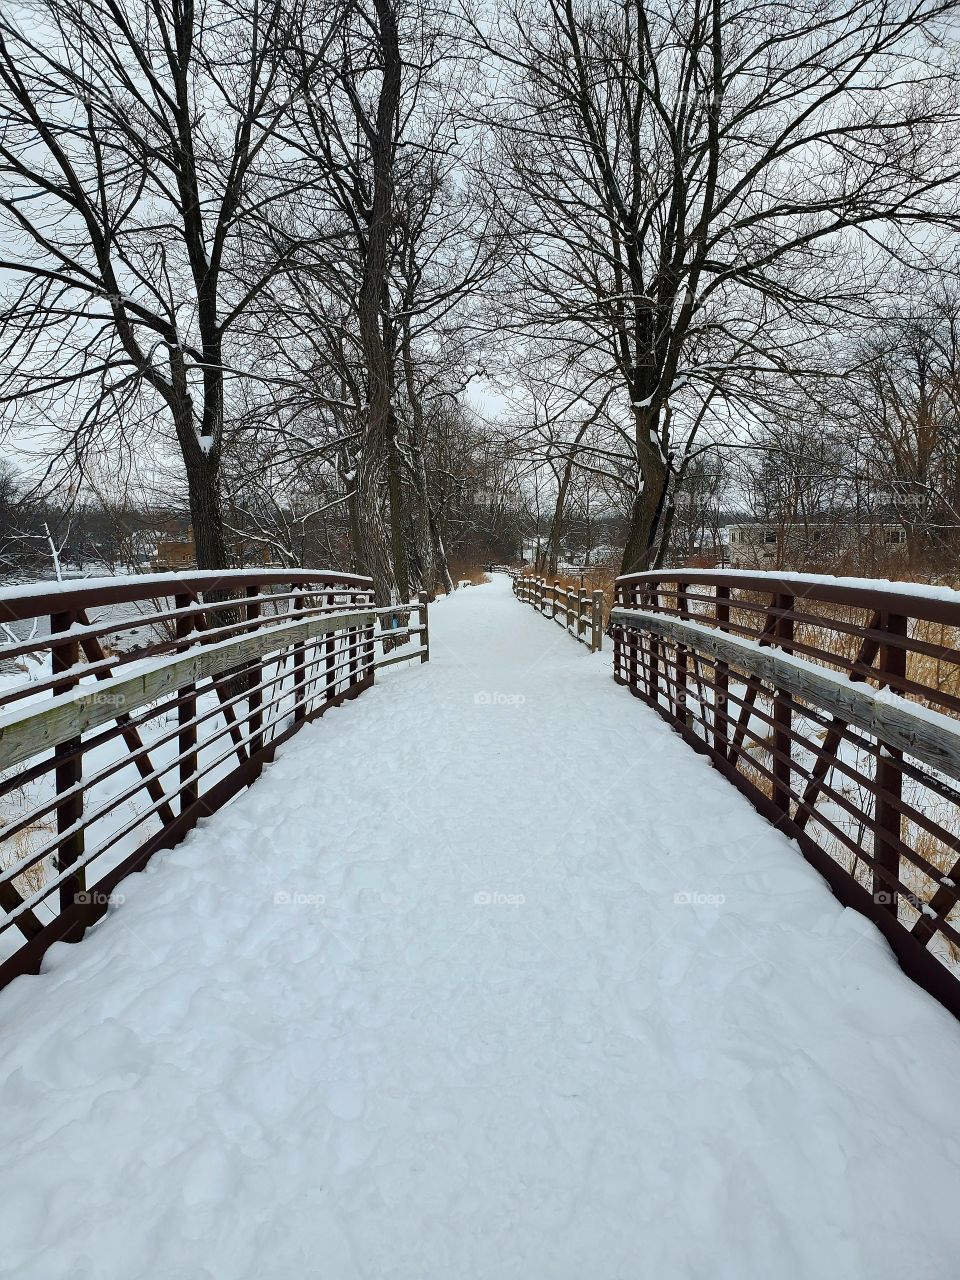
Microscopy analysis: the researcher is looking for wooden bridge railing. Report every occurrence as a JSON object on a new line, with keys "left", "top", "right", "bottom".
{"left": 0, "top": 569, "right": 429, "bottom": 989}
{"left": 612, "top": 568, "right": 960, "bottom": 1020}
{"left": 514, "top": 573, "right": 605, "bottom": 652}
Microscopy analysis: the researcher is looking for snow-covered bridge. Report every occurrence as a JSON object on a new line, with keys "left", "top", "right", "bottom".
{"left": 1, "top": 572, "right": 960, "bottom": 1277}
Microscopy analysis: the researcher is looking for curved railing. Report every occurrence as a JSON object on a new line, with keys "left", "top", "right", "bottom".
{"left": 513, "top": 573, "right": 605, "bottom": 652}
{"left": 612, "top": 569, "right": 960, "bottom": 1020}
{"left": 0, "top": 569, "right": 429, "bottom": 988}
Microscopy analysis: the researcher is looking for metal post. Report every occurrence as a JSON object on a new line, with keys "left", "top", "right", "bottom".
{"left": 292, "top": 588, "right": 306, "bottom": 721}
{"left": 874, "top": 612, "right": 906, "bottom": 915}
{"left": 676, "top": 582, "right": 690, "bottom": 725}
{"left": 591, "top": 590, "right": 604, "bottom": 652}
{"left": 51, "top": 611, "right": 85, "bottom": 914}
{"left": 247, "top": 587, "right": 263, "bottom": 761}
{"left": 175, "top": 592, "right": 199, "bottom": 811}
{"left": 772, "top": 593, "right": 794, "bottom": 816}
{"left": 418, "top": 591, "right": 429, "bottom": 663}
{"left": 714, "top": 584, "right": 730, "bottom": 754}
{"left": 647, "top": 583, "right": 660, "bottom": 702}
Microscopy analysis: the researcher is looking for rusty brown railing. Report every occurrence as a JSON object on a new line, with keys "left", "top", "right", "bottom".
{"left": 0, "top": 569, "right": 429, "bottom": 989}
{"left": 612, "top": 569, "right": 960, "bottom": 1020}
{"left": 513, "top": 573, "right": 605, "bottom": 652}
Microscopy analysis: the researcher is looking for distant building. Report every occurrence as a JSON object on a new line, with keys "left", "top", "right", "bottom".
{"left": 153, "top": 526, "right": 196, "bottom": 570}
{"left": 723, "top": 521, "right": 907, "bottom": 568}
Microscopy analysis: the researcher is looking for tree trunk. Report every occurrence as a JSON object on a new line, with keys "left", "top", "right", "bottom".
{"left": 355, "top": 0, "right": 403, "bottom": 606}
{"left": 620, "top": 446, "right": 668, "bottom": 576}
{"left": 385, "top": 421, "right": 411, "bottom": 602}
{"left": 545, "top": 460, "right": 575, "bottom": 576}
{"left": 399, "top": 322, "right": 452, "bottom": 598}
{"left": 185, "top": 454, "right": 229, "bottom": 570}
{"left": 169, "top": 350, "right": 229, "bottom": 571}
{"left": 355, "top": 449, "right": 397, "bottom": 605}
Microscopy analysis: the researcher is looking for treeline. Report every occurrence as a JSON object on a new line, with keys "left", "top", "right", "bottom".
{"left": 0, "top": 455, "right": 526, "bottom": 583}
{"left": 661, "top": 288, "right": 960, "bottom": 575}
{"left": 480, "top": 0, "right": 960, "bottom": 579}
{"left": 0, "top": 0, "right": 505, "bottom": 600}
{"left": 3, "top": 0, "right": 960, "bottom": 594}
{"left": 0, "top": 463, "right": 173, "bottom": 577}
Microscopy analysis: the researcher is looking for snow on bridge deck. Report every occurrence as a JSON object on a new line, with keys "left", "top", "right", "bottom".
{"left": 1, "top": 574, "right": 959, "bottom": 1279}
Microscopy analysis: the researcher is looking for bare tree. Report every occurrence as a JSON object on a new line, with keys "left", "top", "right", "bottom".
{"left": 0, "top": 0, "right": 304, "bottom": 567}
{"left": 481, "top": 0, "right": 960, "bottom": 573}
{"left": 848, "top": 289, "right": 960, "bottom": 551}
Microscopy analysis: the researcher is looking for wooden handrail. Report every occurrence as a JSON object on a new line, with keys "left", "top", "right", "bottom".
{"left": 0, "top": 570, "right": 428, "bottom": 992}
{"left": 0, "top": 568, "right": 374, "bottom": 624}
{"left": 0, "top": 608, "right": 376, "bottom": 771}
{"left": 611, "top": 568, "right": 960, "bottom": 1024}
{"left": 512, "top": 573, "right": 605, "bottom": 652}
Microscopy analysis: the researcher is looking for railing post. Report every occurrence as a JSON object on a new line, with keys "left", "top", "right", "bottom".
{"left": 629, "top": 584, "right": 640, "bottom": 691}
{"left": 612, "top": 582, "right": 624, "bottom": 678}
{"left": 364, "top": 608, "right": 376, "bottom": 681}
{"left": 648, "top": 582, "right": 660, "bottom": 702}
{"left": 591, "top": 590, "right": 604, "bottom": 652}
{"left": 714, "top": 584, "right": 730, "bottom": 754}
{"left": 324, "top": 590, "right": 337, "bottom": 700}
{"left": 292, "top": 587, "right": 306, "bottom": 722}
{"left": 418, "top": 591, "right": 429, "bottom": 663}
{"left": 348, "top": 607, "right": 360, "bottom": 687}
{"left": 553, "top": 580, "right": 560, "bottom": 622}
{"left": 175, "top": 592, "right": 199, "bottom": 811}
{"left": 51, "top": 610, "right": 85, "bottom": 915}
{"left": 875, "top": 612, "right": 907, "bottom": 915}
{"left": 676, "top": 582, "right": 690, "bottom": 725}
{"left": 247, "top": 586, "right": 264, "bottom": 762}
{"left": 772, "top": 593, "right": 794, "bottom": 816}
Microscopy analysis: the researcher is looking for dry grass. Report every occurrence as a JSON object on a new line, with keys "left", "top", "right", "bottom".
{"left": 713, "top": 588, "right": 960, "bottom": 713}
{"left": 734, "top": 754, "right": 775, "bottom": 802}
{"left": 518, "top": 563, "right": 620, "bottom": 624}
{"left": 449, "top": 564, "right": 491, "bottom": 588}
{"left": 607, "top": 552, "right": 960, "bottom": 964}
{"left": 1, "top": 817, "right": 52, "bottom": 898}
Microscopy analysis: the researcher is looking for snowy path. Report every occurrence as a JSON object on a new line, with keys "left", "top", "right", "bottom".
{"left": 2, "top": 574, "right": 960, "bottom": 1280}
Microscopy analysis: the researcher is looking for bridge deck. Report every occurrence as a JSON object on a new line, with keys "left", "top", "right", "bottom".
{"left": 2, "top": 574, "right": 958, "bottom": 1278}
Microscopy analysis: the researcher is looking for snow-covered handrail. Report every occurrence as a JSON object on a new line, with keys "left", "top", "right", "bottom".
{"left": 0, "top": 567, "right": 374, "bottom": 621}
{"left": 612, "top": 568, "right": 960, "bottom": 1024}
{"left": 513, "top": 573, "right": 605, "bottom": 652}
{"left": 0, "top": 570, "right": 429, "bottom": 993}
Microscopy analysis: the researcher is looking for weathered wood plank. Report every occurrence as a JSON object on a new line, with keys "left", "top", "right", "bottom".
{"left": 0, "top": 609, "right": 376, "bottom": 772}
{"left": 375, "top": 646, "right": 429, "bottom": 670}
{"left": 611, "top": 607, "right": 960, "bottom": 781}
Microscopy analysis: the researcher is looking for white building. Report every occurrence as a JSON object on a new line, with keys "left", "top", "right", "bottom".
{"left": 723, "top": 521, "right": 907, "bottom": 568}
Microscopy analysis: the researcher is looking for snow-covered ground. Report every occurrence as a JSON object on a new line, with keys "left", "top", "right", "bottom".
{"left": 2, "top": 573, "right": 960, "bottom": 1279}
